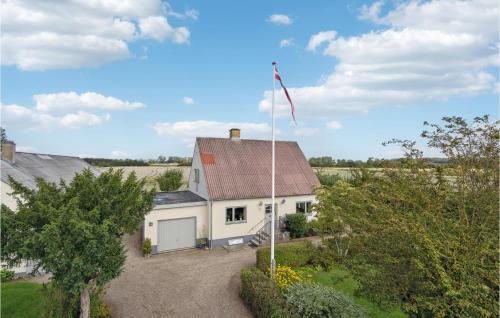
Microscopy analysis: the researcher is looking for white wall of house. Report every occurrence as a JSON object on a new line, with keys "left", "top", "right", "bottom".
{"left": 144, "top": 203, "right": 208, "bottom": 246}
{"left": 1, "top": 181, "right": 17, "bottom": 211}
{"left": 211, "top": 194, "right": 317, "bottom": 240}
{"left": 187, "top": 142, "right": 209, "bottom": 199}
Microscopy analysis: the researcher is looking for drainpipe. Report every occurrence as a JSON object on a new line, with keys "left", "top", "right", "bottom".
{"left": 208, "top": 200, "right": 213, "bottom": 249}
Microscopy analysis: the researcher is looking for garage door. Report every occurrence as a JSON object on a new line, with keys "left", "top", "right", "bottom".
{"left": 157, "top": 218, "right": 196, "bottom": 252}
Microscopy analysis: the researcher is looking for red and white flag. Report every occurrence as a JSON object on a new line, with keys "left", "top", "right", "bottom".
{"left": 273, "top": 62, "right": 296, "bottom": 123}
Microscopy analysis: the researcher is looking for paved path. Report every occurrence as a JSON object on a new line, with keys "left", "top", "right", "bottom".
{"left": 104, "top": 234, "right": 254, "bottom": 318}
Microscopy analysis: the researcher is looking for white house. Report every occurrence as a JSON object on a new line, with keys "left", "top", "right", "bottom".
{"left": 1, "top": 140, "right": 98, "bottom": 275}
{"left": 143, "top": 128, "right": 320, "bottom": 253}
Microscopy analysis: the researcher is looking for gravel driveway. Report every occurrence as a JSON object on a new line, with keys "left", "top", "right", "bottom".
{"left": 104, "top": 234, "right": 254, "bottom": 318}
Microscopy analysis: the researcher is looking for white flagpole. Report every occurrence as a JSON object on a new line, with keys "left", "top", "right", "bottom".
{"left": 270, "top": 62, "right": 276, "bottom": 276}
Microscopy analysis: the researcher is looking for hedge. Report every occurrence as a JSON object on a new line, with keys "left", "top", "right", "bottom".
{"left": 256, "top": 242, "right": 316, "bottom": 273}
{"left": 240, "top": 267, "right": 297, "bottom": 318}
{"left": 285, "top": 283, "right": 368, "bottom": 318}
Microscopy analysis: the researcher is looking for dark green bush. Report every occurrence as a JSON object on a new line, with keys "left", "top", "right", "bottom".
{"left": 257, "top": 242, "right": 313, "bottom": 273}
{"left": 156, "top": 169, "right": 183, "bottom": 192}
{"left": 1, "top": 269, "right": 14, "bottom": 282}
{"left": 240, "top": 267, "right": 297, "bottom": 318}
{"left": 285, "top": 213, "right": 307, "bottom": 238}
{"left": 285, "top": 283, "right": 368, "bottom": 318}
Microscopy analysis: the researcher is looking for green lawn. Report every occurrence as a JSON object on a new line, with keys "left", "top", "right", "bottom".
{"left": 1, "top": 281, "right": 45, "bottom": 318}
{"left": 300, "top": 267, "right": 407, "bottom": 318}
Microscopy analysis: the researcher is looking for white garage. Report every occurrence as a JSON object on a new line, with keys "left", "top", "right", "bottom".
{"left": 157, "top": 218, "right": 196, "bottom": 252}
{"left": 143, "top": 191, "right": 208, "bottom": 254}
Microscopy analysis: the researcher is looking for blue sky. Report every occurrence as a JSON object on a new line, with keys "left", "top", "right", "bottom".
{"left": 1, "top": 0, "right": 498, "bottom": 160}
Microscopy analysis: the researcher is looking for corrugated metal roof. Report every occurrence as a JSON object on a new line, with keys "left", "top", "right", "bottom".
{"left": 1, "top": 152, "right": 99, "bottom": 190}
{"left": 197, "top": 137, "right": 319, "bottom": 201}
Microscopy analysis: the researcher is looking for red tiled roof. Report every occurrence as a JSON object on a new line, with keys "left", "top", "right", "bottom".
{"left": 197, "top": 137, "right": 319, "bottom": 201}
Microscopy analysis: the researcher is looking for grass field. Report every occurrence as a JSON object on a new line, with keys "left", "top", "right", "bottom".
{"left": 96, "top": 165, "right": 358, "bottom": 190}
{"left": 300, "top": 266, "right": 407, "bottom": 318}
{"left": 1, "top": 281, "right": 45, "bottom": 318}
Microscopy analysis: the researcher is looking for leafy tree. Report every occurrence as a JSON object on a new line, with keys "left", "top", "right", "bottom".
{"left": 315, "top": 116, "right": 499, "bottom": 317}
{"left": 156, "top": 169, "right": 183, "bottom": 192}
{"left": 1, "top": 127, "right": 7, "bottom": 144}
{"left": 157, "top": 155, "right": 167, "bottom": 163}
{"left": 1, "top": 169, "right": 155, "bottom": 318}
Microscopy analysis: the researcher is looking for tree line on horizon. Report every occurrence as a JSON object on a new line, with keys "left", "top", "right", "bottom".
{"left": 308, "top": 156, "right": 448, "bottom": 168}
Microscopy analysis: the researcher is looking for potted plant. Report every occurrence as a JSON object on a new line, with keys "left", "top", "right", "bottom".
{"left": 142, "top": 238, "right": 152, "bottom": 257}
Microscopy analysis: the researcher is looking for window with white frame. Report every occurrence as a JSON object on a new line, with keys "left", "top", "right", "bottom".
{"left": 194, "top": 168, "right": 200, "bottom": 183}
{"left": 226, "top": 207, "right": 246, "bottom": 224}
{"left": 296, "top": 201, "right": 313, "bottom": 214}
{"left": 265, "top": 203, "right": 278, "bottom": 215}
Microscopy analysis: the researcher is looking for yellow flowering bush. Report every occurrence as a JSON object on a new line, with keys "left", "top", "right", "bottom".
{"left": 273, "top": 265, "right": 303, "bottom": 290}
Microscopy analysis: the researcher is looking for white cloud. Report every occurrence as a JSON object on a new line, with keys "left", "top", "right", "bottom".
{"left": 110, "top": 150, "right": 130, "bottom": 158}
{"left": 293, "top": 127, "right": 320, "bottom": 137}
{"left": 280, "top": 38, "right": 294, "bottom": 47}
{"left": 359, "top": 1, "right": 385, "bottom": 24}
{"left": 34, "top": 92, "right": 144, "bottom": 113}
{"left": 326, "top": 121, "right": 342, "bottom": 130}
{"left": 260, "top": 0, "right": 498, "bottom": 119}
{"left": 152, "top": 120, "right": 273, "bottom": 145}
{"left": 1, "top": 1, "right": 193, "bottom": 70}
{"left": 182, "top": 97, "right": 195, "bottom": 105}
{"left": 138, "top": 16, "right": 190, "bottom": 43}
{"left": 16, "top": 145, "right": 38, "bottom": 153}
{"left": 307, "top": 31, "right": 337, "bottom": 52}
{"left": 1, "top": 92, "right": 142, "bottom": 130}
{"left": 268, "top": 14, "right": 293, "bottom": 26}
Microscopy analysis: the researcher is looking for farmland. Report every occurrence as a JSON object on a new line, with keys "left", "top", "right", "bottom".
{"left": 96, "top": 165, "right": 354, "bottom": 190}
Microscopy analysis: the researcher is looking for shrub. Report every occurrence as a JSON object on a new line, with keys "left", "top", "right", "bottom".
{"left": 285, "top": 283, "right": 368, "bottom": 318}
{"left": 142, "top": 238, "right": 152, "bottom": 256}
{"left": 316, "top": 171, "right": 343, "bottom": 187}
{"left": 305, "top": 219, "right": 319, "bottom": 236}
{"left": 156, "top": 169, "right": 183, "bottom": 192}
{"left": 42, "top": 285, "right": 79, "bottom": 318}
{"left": 257, "top": 242, "right": 313, "bottom": 273}
{"left": 1, "top": 269, "right": 14, "bottom": 282}
{"left": 90, "top": 290, "right": 112, "bottom": 318}
{"left": 285, "top": 213, "right": 307, "bottom": 238}
{"left": 308, "top": 245, "right": 335, "bottom": 270}
{"left": 273, "top": 265, "right": 303, "bottom": 290}
{"left": 240, "top": 267, "right": 296, "bottom": 318}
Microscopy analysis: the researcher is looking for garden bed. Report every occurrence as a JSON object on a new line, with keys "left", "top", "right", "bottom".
{"left": 243, "top": 242, "right": 407, "bottom": 318}
{"left": 299, "top": 266, "right": 407, "bottom": 318}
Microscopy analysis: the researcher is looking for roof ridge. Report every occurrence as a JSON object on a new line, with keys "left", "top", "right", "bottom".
{"left": 196, "top": 137, "right": 298, "bottom": 143}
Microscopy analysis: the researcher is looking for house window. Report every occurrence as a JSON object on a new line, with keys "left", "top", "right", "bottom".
{"left": 226, "top": 207, "right": 246, "bottom": 224}
{"left": 194, "top": 169, "right": 200, "bottom": 183}
{"left": 296, "top": 201, "right": 313, "bottom": 214}
{"left": 265, "top": 204, "right": 278, "bottom": 215}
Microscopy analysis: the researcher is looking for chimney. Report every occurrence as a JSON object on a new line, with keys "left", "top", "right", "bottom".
{"left": 1, "top": 140, "right": 16, "bottom": 163}
{"left": 229, "top": 128, "right": 240, "bottom": 141}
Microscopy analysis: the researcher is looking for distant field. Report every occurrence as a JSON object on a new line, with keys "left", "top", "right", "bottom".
{"left": 97, "top": 165, "right": 191, "bottom": 190}
{"left": 95, "top": 165, "right": 364, "bottom": 190}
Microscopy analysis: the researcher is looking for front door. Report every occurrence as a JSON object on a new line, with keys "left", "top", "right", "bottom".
{"left": 264, "top": 204, "right": 278, "bottom": 234}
